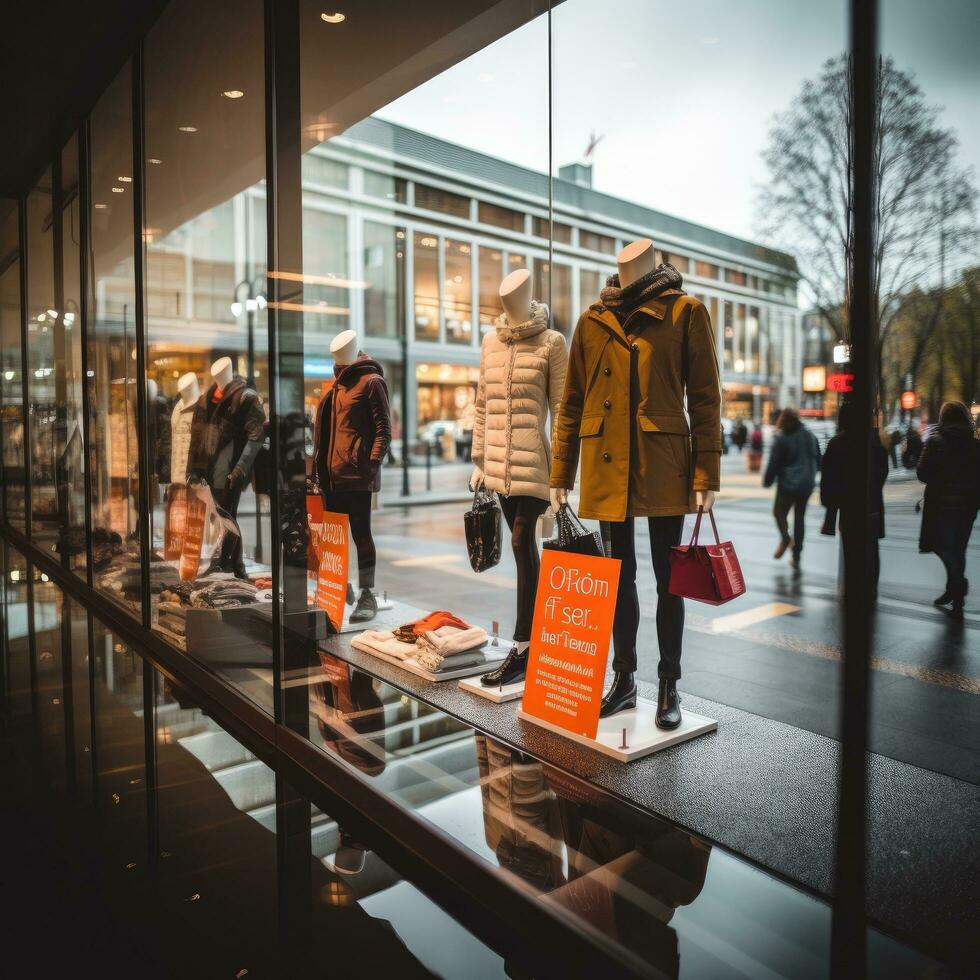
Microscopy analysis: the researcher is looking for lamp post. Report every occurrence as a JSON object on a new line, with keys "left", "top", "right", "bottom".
{"left": 231, "top": 274, "right": 267, "bottom": 388}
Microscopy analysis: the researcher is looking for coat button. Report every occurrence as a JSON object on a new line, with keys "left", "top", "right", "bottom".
{"left": 602, "top": 452, "right": 611, "bottom": 462}
{"left": 603, "top": 366, "right": 611, "bottom": 376}
{"left": 631, "top": 343, "right": 639, "bottom": 353}
{"left": 603, "top": 399, "right": 611, "bottom": 409}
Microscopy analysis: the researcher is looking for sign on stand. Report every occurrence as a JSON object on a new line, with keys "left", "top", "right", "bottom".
{"left": 307, "top": 497, "right": 350, "bottom": 631}
{"left": 520, "top": 549, "right": 620, "bottom": 740}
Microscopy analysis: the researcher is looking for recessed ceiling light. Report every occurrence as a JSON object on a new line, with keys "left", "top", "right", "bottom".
{"left": 178, "top": 125, "right": 198, "bottom": 133}
{"left": 117, "top": 175, "right": 132, "bottom": 182}
{"left": 221, "top": 89, "right": 245, "bottom": 99}
{"left": 147, "top": 158, "right": 162, "bottom": 165}
{"left": 112, "top": 186, "right": 124, "bottom": 193}
{"left": 94, "top": 203, "right": 108, "bottom": 210}
{"left": 320, "top": 11, "right": 345, "bottom": 23}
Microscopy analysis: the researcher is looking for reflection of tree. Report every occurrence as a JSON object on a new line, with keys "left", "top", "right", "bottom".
{"left": 759, "top": 55, "right": 977, "bottom": 399}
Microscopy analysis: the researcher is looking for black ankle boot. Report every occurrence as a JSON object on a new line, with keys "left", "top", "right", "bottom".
{"left": 480, "top": 644, "right": 528, "bottom": 687}
{"left": 349, "top": 588, "right": 378, "bottom": 623}
{"left": 656, "top": 678, "right": 682, "bottom": 730}
{"left": 600, "top": 671, "right": 637, "bottom": 718}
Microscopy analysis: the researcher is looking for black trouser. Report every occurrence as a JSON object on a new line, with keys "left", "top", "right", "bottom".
{"left": 212, "top": 485, "right": 244, "bottom": 575}
{"left": 935, "top": 510, "right": 974, "bottom": 602}
{"left": 323, "top": 490, "right": 375, "bottom": 589}
{"left": 774, "top": 488, "right": 809, "bottom": 560}
{"left": 602, "top": 515, "right": 685, "bottom": 679}
{"left": 499, "top": 494, "right": 548, "bottom": 642}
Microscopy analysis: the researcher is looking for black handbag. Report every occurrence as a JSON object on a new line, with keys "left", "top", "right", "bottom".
{"left": 464, "top": 484, "right": 502, "bottom": 572}
{"left": 543, "top": 503, "right": 604, "bottom": 557}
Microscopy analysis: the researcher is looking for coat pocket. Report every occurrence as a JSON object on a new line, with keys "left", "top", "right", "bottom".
{"left": 578, "top": 415, "right": 605, "bottom": 438}
{"left": 639, "top": 413, "right": 689, "bottom": 476}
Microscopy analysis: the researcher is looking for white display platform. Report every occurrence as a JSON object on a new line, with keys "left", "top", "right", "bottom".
{"left": 354, "top": 645, "right": 504, "bottom": 683}
{"left": 518, "top": 697, "right": 717, "bottom": 762}
{"left": 458, "top": 676, "right": 525, "bottom": 703}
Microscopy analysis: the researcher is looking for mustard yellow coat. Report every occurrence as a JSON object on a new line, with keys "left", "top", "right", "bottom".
{"left": 550, "top": 291, "right": 722, "bottom": 522}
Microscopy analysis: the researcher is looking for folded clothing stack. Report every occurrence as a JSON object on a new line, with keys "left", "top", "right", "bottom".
{"left": 392, "top": 610, "right": 471, "bottom": 643}
{"left": 156, "top": 601, "right": 188, "bottom": 638}
{"left": 351, "top": 630, "right": 420, "bottom": 662}
{"left": 415, "top": 625, "right": 489, "bottom": 672}
{"left": 189, "top": 579, "right": 260, "bottom": 609}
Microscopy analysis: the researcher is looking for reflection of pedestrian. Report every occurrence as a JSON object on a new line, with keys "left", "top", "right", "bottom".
{"left": 750, "top": 423, "right": 763, "bottom": 454}
{"left": 820, "top": 402, "right": 889, "bottom": 596}
{"left": 733, "top": 420, "right": 748, "bottom": 451}
{"left": 764, "top": 408, "right": 821, "bottom": 569}
{"left": 917, "top": 402, "right": 980, "bottom": 619}
{"left": 746, "top": 422, "right": 764, "bottom": 472}
{"left": 889, "top": 429, "right": 902, "bottom": 469}
{"left": 903, "top": 424, "right": 922, "bottom": 469}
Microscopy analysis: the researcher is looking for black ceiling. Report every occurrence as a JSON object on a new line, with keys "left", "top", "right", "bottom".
{"left": 0, "top": 0, "right": 166, "bottom": 198}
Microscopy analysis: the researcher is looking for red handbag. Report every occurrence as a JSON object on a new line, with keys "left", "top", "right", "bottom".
{"left": 669, "top": 507, "right": 746, "bottom": 605}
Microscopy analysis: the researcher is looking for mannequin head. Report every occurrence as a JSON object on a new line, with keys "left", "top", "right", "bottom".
{"left": 330, "top": 330, "right": 359, "bottom": 366}
{"left": 499, "top": 268, "right": 532, "bottom": 325}
{"left": 177, "top": 372, "right": 200, "bottom": 407}
{"left": 617, "top": 239, "right": 659, "bottom": 288}
{"left": 211, "top": 356, "right": 234, "bottom": 391}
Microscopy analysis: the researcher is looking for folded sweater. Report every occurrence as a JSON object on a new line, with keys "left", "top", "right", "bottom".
{"left": 415, "top": 625, "right": 489, "bottom": 671}
{"left": 351, "top": 630, "right": 420, "bottom": 662}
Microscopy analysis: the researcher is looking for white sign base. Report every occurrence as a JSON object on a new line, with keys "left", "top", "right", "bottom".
{"left": 458, "top": 677, "right": 525, "bottom": 703}
{"left": 355, "top": 645, "right": 504, "bottom": 682}
{"left": 518, "top": 697, "right": 717, "bottom": 763}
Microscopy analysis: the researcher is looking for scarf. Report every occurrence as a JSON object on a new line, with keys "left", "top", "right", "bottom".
{"left": 494, "top": 301, "right": 550, "bottom": 344}
{"left": 599, "top": 263, "right": 683, "bottom": 311}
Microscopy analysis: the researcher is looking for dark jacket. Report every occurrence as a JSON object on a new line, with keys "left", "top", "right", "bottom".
{"left": 820, "top": 431, "right": 889, "bottom": 538}
{"left": 764, "top": 422, "right": 821, "bottom": 495}
{"left": 314, "top": 356, "right": 391, "bottom": 493}
{"left": 916, "top": 423, "right": 980, "bottom": 553}
{"left": 187, "top": 376, "right": 266, "bottom": 490}
{"left": 550, "top": 291, "right": 722, "bottom": 521}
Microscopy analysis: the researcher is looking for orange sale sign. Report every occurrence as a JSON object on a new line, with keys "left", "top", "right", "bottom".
{"left": 307, "top": 497, "right": 350, "bottom": 631}
{"left": 521, "top": 549, "right": 621, "bottom": 740}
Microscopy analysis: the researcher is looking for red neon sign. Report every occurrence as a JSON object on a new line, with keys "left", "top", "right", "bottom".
{"left": 827, "top": 372, "right": 855, "bottom": 393}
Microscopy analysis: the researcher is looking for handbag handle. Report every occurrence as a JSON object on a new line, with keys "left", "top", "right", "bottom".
{"left": 688, "top": 506, "right": 721, "bottom": 547}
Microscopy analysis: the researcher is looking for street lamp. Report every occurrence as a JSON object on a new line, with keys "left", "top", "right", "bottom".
{"left": 231, "top": 275, "right": 267, "bottom": 388}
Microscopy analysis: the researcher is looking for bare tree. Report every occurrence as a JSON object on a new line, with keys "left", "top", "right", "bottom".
{"left": 758, "top": 55, "right": 977, "bottom": 408}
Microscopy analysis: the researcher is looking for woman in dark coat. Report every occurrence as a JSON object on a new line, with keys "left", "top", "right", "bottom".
{"left": 917, "top": 401, "right": 980, "bottom": 617}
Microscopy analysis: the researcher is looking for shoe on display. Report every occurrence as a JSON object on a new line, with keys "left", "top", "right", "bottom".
{"left": 774, "top": 537, "right": 792, "bottom": 560}
{"left": 349, "top": 587, "right": 378, "bottom": 623}
{"left": 656, "top": 678, "right": 682, "bottom": 730}
{"left": 480, "top": 644, "right": 528, "bottom": 687}
{"left": 599, "top": 671, "right": 637, "bottom": 718}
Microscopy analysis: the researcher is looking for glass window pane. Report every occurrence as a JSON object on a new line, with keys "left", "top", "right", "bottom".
{"left": 443, "top": 238, "right": 471, "bottom": 345}
{"left": 695, "top": 259, "right": 719, "bottom": 280}
{"left": 478, "top": 201, "right": 523, "bottom": 232}
{"left": 479, "top": 245, "right": 503, "bottom": 335}
{"left": 303, "top": 207, "right": 350, "bottom": 336}
{"left": 1, "top": 204, "right": 25, "bottom": 530}
{"left": 578, "top": 228, "right": 615, "bottom": 256}
{"left": 413, "top": 232, "right": 439, "bottom": 342}
{"left": 414, "top": 183, "right": 469, "bottom": 219}
{"left": 363, "top": 170, "right": 407, "bottom": 203}
{"left": 363, "top": 221, "right": 403, "bottom": 340}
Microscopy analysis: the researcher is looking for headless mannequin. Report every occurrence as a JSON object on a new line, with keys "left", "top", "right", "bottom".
{"left": 474, "top": 269, "right": 556, "bottom": 687}
{"left": 551, "top": 239, "right": 713, "bottom": 727}
{"left": 317, "top": 330, "right": 385, "bottom": 623}
{"left": 178, "top": 372, "right": 200, "bottom": 407}
{"left": 212, "top": 356, "right": 234, "bottom": 392}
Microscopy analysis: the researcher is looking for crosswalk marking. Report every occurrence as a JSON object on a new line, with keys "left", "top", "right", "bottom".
{"left": 711, "top": 602, "right": 800, "bottom": 632}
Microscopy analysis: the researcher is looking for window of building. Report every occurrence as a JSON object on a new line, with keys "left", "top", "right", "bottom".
{"left": 303, "top": 209, "right": 350, "bottom": 337}
{"left": 444, "top": 238, "right": 472, "bottom": 345}
{"left": 533, "top": 258, "right": 572, "bottom": 335}
{"left": 666, "top": 253, "right": 690, "bottom": 273}
{"left": 363, "top": 170, "right": 407, "bottom": 204}
{"left": 478, "top": 201, "right": 524, "bottom": 232}
{"left": 746, "top": 305, "right": 760, "bottom": 372}
{"left": 190, "top": 200, "right": 237, "bottom": 323}
{"left": 414, "top": 183, "right": 470, "bottom": 219}
{"left": 723, "top": 300, "right": 734, "bottom": 371}
{"left": 579, "top": 229, "right": 616, "bottom": 256}
{"left": 580, "top": 268, "right": 602, "bottom": 306}
{"left": 507, "top": 251, "right": 527, "bottom": 273}
{"left": 532, "top": 215, "right": 573, "bottom": 244}
{"left": 479, "top": 246, "right": 503, "bottom": 334}
{"left": 725, "top": 268, "right": 748, "bottom": 287}
{"left": 301, "top": 153, "right": 349, "bottom": 189}
{"left": 414, "top": 232, "right": 440, "bottom": 341}
{"left": 695, "top": 260, "right": 719, "bottom": 279}
{"left": 363, "top": 221, "right": 403, "bottom": 339}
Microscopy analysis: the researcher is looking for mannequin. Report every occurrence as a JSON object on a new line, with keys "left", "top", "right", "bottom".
{"left": 186, "top": 357, "right": 266, "bottom": 577}
{"left": 550, "top": 238, "right": 722, "bottom": 728}
{"left": 471, "top": 270, "right": 568, "bottom": 687}
{"left": 313, "top": 331, "right": 391, "bottom": 623}
{"left": 170, "top": 372, "right": 199, "bottom": 487}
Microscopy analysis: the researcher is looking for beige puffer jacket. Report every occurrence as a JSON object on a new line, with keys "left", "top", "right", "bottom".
{"left": 471, "top": 302, "right": 568, "bottom": 501}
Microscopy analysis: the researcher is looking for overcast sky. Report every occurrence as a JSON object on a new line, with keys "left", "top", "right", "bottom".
{"left": 378, "top": 0, "right": 979, "bottom": 248}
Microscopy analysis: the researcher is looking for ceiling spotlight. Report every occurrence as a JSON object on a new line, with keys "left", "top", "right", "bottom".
{"left": 178, "top": 125, "right": 198, "bottom": 133}
{"left": 118, "top": 175, "right": 132, "bottom": 183}
{"left": 320, "top": 11, "right": 345, "bottom": 23}
{"left": 147, "top": 158, "right": 162, "bottom": 165}
{"left": 94, "top": 203, "right": 108, "bottom": 210}
{"left": 221, "top": 89, "right": 245, "bottom": 99}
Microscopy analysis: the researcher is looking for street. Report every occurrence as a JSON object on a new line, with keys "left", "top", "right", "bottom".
{"left": 371, "top": 450, "right": 980, "bottom": 785}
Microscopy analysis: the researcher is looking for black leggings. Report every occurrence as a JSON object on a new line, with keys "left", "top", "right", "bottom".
{"left": 499, "top": 494, "right": 548, "bottom": 642}
{"left": 602, "top": 515, "right": 685, "bottom": 679}
{"left": 322, "top": 490, "right": 375, "bottom": 590}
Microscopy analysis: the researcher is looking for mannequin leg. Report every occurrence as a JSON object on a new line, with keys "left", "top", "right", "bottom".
{"left": 499, "top": 495, "right": 547, "bottom": 642}
{"left": 648, "top": 516, "right": 685, "bottom": 679}
{"left": 213, "top": 485, "right": 245, "bottom": 576}
{"left": 322, "top": 490, "right": 376, "bottom": 590}
{"left": 603, "top": 517, "right": 639, "bottom": 672}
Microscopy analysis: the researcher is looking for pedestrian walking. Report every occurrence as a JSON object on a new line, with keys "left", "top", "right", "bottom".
{"left": 733, "top": 419, "right": 748, "bottom": 452}
{"left": 916, "top": 401, "right": 980, "bottom": 619}
{"left": 903, "top": 423, "right": 923, "bottom": 469}
{"left": 747, "top": 422, "right": 764, "bottom": 473}
{"left": 889, "top": 428, "right": 902, "bottom": 469}
{"left": 820, "top": 402, "right": 889, "bottom": 596}
{"left": 764, "top": 408, "right": 821, "bottom": 569}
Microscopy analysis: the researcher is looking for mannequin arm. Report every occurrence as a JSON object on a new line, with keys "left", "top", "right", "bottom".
{"left": 469, "top": 465, "right": 484, "bottom": 491}
{"left": 550, "top": 318, "right": 586, "bottom": 492}
{"left": 366, "top": 378, "right": 392, "bottom": 464}
{"left": 696, "top": 490, "right": 716, "bottom": 511}
{"left": 686, "top": 303, "right": 723, "bottom": 494}
{"left": 550, "top": 487, "right": 568, "bottom": 512}
{"left": 547, "top": 333, "right": 569, "bottom": 443}
{"left": 471, "top": 339, "right": 487, "bottom": 471}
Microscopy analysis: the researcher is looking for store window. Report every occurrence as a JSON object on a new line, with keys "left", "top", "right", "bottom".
{"left": 363, "top": 221, "right": 403, "bottom": 339}
{"left": 695, "top": 259, "right": 719, "bottom": 279}
{"left": 414, "top": 183, "right": 469, "bottom": 219}
{"left": 666, "top": 253, "right": 690, "bottom": 273}
{"left": 748, "top": 304, "right": 762, "bottom": 374}
{"left": 726, "top": 268, "right": 748, "bottom": 287}
{"left": 478, "top": 201, "right": 523, "bottom": 232}
{"left": 534, "top": 258, "right": 572, "bottom": 335}
{"left": 413, "top": 232, "right": 439, "bottom": 341}
{"left": 507, "top": 251, "right": 527, "bottom": 274}
{"left": 0, "top": 203, "right": 24, "bottom": 530}
{"left": 444, "top": 238, "right": 472, "bottom": 344}
{"left": 479, "top": 246, "right": 503, "bottom": 334}
{"left": 723, "top": 300, "right": 734, "bottom": 372}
